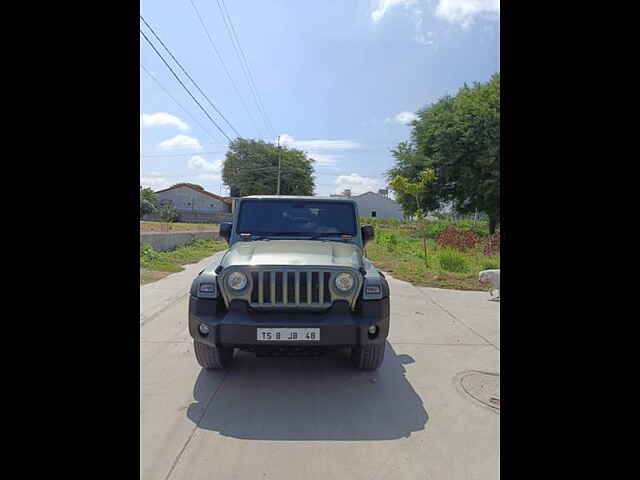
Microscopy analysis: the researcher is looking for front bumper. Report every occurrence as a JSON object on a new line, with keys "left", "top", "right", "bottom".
{"left": 189, "top": 297, "right": 389, "bottom": 350}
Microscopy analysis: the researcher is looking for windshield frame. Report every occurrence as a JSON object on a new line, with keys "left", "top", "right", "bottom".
{"left": 234, "top": 198, "right": 359, "bottom": 243}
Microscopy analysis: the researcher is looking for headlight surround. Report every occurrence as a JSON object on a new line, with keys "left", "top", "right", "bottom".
{"left": 334, "top": 272, "right": 355, "bottom": 292}
{"left": 198, "top": 282, "right": 217, "bottom": 298}
{"left": 227, "top": 271, "right": 248, "bottom": 291}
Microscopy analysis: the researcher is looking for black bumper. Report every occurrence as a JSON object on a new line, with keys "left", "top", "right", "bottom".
{"left": 188, "top": 297, "right": 389, "bottom": 350}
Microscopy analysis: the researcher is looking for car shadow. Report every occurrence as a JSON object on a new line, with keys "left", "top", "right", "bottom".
{"left": 186, "top": 341, "right": 428, "bottom": 441}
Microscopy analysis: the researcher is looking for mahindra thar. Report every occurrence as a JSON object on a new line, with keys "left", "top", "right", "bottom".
{"left": 188, "top": 196, "right": 390, "bottom": 370}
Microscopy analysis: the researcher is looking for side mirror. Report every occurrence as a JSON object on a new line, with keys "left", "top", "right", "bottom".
{"left": 361, "top": 225, "right": 375, "bottom": 247}
{"left": 219, "top": 222, "right": 232, "bottom": 243}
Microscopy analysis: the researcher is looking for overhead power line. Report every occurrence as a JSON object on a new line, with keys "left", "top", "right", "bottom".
{"left": 216, "top": 0, "right": 275, "bottom": 138}
{"left": 188, "top": 0, "right": 264, "bottom": 139}
{"left": 140, "top": 15, "right": 242, "bottom": 139}
{"left": 140, "top": 28, "right": 232, "bottom": 142}
{"left": 141, "top": 64, "right": 219, "bottom": 143}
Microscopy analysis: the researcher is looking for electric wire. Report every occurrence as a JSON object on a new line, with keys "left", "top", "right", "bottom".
{"left": 140, "top": 28, "right": 232, "bottom": 142}
{"left": 188, "top": 0, "right": 264, "bottom": 139}
{"left": 215, "top": 0, "right": 275, "bottom": 138}
{"left": 141, "top": 64, "right": 219, "bottom": 143}
{"left": 140, "top": 15, "right": 242, "bottom": 139}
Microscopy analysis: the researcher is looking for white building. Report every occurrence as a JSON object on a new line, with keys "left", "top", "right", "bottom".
{"left": 332, "top": 189, "right": 404, "bottom": 220}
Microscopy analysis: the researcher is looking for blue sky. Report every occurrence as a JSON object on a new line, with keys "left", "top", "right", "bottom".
{"left": 140, "top": 0, "right": 499, "bottom": 196}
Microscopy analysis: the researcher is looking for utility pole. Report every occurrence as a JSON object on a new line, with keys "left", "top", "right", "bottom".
{"left": 276, "top": 135, "right": 282, "bottom": 195}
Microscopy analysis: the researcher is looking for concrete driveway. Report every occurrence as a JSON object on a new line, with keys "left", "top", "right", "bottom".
{"left": 140, "top": 253, "right": 500, "bottom": 480}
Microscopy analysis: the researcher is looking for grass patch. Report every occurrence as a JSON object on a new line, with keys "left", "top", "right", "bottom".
{"left": 140, "top": 238, "right": 227, "bottom": 284}
{"left": 366, "top": 222, "right": 499, "bottom": 290}
{"left": 140, "top": 221, "right": 220, "bottom": 232}
{"left": 140, "top": 270, "right": 172, "bottom": 285}
{"left": 438, "top": 248, "right": 469, "bottom": 273}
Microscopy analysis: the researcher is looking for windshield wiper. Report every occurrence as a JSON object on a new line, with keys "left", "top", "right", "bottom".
{"left": 239, "top": 232, "right": 293, "bottom": 240}
{"left": 308, "top": 233, "right": 353, "bottom": 241}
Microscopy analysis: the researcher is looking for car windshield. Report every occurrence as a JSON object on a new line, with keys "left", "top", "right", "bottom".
{"left": 237, "top": 200, "right": 357, "bottom": 236}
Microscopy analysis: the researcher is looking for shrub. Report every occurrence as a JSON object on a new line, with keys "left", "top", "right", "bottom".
{"left": 140, "top": 199, "right": 155, "bottom": 218}
{"left": 158, "top": 204, "right": 179, "bottom": 223}
{"left": 481, "top": 233, "right": 500, "bottom": 256}
{"left": 140, "top": 243, "right": 161, "bottom": 263}
{"left": 438, "top": 248, "right": 468, "bottom": 273}
{"left": 436, "top": 225, "right": 481, "bottom": 251}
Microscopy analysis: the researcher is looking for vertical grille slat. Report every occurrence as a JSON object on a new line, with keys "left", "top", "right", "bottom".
{"left": 247, "top": 269, "right": 339, "bottom": 308}
{"left": 270, "top": 272, "right": 276, "bottom": 305}
{"left": 276, "top": 272, "right": 287, "bottom": 304}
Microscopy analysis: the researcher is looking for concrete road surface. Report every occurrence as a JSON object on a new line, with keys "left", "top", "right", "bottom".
{"left": 141, "top": 253, "right": 500, "bottom": 480}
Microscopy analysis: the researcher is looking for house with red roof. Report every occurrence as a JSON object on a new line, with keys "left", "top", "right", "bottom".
{"left": 153, "top": 183, "right": 234, "bottom": 222}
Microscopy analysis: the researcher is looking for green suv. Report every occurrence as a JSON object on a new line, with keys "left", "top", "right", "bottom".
{"left": 188, "top": 196, "right": 390, "bottom": 370}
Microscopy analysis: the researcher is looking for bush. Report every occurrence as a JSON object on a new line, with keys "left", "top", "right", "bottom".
{"left": 436, "top": 225, "right": 481, "bottom": 251}
{"left": 438, "top": 248, "right": 469, "bottom": 273}
{"left": 140, "top": 199, "right": 155, "bottom": 218}
{"left": 158, "top": 204, "right": 179, "bottom": 223}
{"left": 140, "top": 243, "right": 162, "bottom": 263}
{"left": 481, "top": 233, "right": 500, "bottom": 256}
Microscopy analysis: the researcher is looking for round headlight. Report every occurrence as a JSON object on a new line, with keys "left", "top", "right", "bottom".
{"left": 335, "top": 272, "right": 355, "bottom": 292}
{"left": 227, "top": 271, "right": 248, "bottom": 291}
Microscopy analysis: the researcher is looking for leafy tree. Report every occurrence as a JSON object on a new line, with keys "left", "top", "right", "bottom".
{"left": 387, "top": 73, "right": 500, "bottom": 233}
{"left": 140, "top": 199, "right": 155, "bottom": 218}
{"left": 140, "top": 187, "right": 157, "bottom": 218}
{"left": 140, "top": 187, "right": 157, "bottom": 205}
{"left": 389, "top": 168, "right": 435, "bottom": 219}
{"left": 222, "top": 138, "right": 315, "bottom": 196}
{"left": 158, "top": 204, "right": 179, "bottom": 223}
{"left": 389, "top": 169, "right": 436, "bottom": 266}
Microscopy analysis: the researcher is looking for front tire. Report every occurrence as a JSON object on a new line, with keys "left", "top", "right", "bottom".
{"left": 351, "top": 343, "right": 385, "bottom": 371}
{"left": 194, "top": 341, "right": 234, "bottom": 370}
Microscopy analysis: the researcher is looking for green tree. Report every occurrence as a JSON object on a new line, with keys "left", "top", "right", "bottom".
{"left": 140, "top": 187, "right": 157, "bottom": 218}
{"left": 389, "top": 169, "right": 436, "bottom": 266}
{"left": 158, "top": 204, "right": 179, "bottom": 223}
{"left": 140, "top": 187, "right": 157, "bottom": 205}
{"left": 389, "top": 168, "right": 436, "bottom": 219}
{"left": 387, "top": 73, "right": 500, "bottom": 233}
{"left": 222, "top": 138, "right": 315, "bottom": 196}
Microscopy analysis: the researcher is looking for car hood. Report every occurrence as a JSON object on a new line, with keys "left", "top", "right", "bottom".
{"left": 220, "top": 240, "right": 363, "bottom": 269}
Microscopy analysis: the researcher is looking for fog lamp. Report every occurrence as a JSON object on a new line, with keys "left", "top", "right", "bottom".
{"left": 368, "top": 325, "right": 378, "bottom": 335}
{"left": 199, "top": 324, "right": 210, "bottom": 336}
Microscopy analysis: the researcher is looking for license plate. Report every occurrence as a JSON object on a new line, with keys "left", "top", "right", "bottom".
{"left": 257, "top": 328, "right": 320, "bottom": 342}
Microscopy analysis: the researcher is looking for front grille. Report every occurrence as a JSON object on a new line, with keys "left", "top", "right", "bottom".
{"left": 249, "top": 270, "right": 332, "bottom": 308}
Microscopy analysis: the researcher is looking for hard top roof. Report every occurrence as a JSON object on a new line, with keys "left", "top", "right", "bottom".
{"left": 241, "top": 195, "right": 356, "bottom": 203}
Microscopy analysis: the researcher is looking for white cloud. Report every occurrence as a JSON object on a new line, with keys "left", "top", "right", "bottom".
{"left": 142, "top": 112, "right": 189, "bottom": 131}
{"left": 435, "top": 0, "right": 499, "bottom": 27}
{"left": 309, "top": 153, "right": 342, "bottom": 166}
{"left": 371, "top": 0, "right": 417, "bottom": 23}
{"left": 277, "top": 134, "right": 361, "bottom": 166}
{"left": 335, "top": 173, "right": 382, "bottom": 195}
{"left": 188, "top": 155, "right": 224, "bottom": 183}
{"left": 158, "top": 134, "right": 203, "bottom": 151}
{"left": 187, "top": 155, "right": 223, "bottom": 173}
{"left": 278, "top": 134, "right": 360, "bottom": 151}
{"left": 387, "top": 111, "right": 418, "bottom": 125}
{"left": 140, "top": 175, "right": 171, "bottom": 190}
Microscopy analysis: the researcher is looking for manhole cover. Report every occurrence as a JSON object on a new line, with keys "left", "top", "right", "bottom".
{"left": 454, "top": 371, "right": 500, "bottom": 413}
